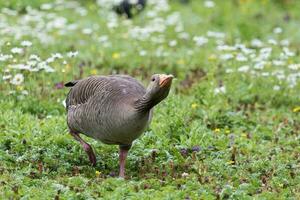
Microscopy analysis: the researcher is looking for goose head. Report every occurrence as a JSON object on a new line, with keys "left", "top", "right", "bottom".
{"left": 135, "top": 74, "right": 173, "bottom": 112}
{"left": 146, "top": 74, "right": 173, "bottom": 104}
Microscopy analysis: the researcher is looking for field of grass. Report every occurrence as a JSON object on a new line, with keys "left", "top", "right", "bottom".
{"left": 0, "top": 0, "right": 300, "bottom": 199}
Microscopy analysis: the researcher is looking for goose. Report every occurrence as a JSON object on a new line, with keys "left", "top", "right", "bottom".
{"left": 114, "top": 0, "right": 147, "bottom": 18}
{"left": 65, "top": 74, "right": 173, "bottom": 177}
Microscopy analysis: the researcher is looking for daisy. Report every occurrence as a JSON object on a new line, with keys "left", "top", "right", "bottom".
{"left": 10, "top": 74, "right": 24, "bottom": 85}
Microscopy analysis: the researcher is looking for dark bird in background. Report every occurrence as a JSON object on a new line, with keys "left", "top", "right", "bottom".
{"left": 65, "top": 74, "right": 173, "bottom": 177}
{"left": 114, "top": 0, "right": 147, "bottom": 18}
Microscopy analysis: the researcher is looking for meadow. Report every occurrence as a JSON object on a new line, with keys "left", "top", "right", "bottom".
{"left": 0, "top": 0, "right": 300, "bottom": 199}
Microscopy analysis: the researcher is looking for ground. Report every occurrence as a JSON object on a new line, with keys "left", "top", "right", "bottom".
{"left": 0, "top": 0, "right": 300, "bottom": 199}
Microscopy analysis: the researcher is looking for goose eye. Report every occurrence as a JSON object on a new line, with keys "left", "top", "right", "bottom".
{"left": 151, "top": 77, "right": 155, "bottom": 82}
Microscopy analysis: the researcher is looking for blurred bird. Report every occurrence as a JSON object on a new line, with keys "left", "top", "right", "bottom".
{"left": 114, "top": 0, "right": 147, "bottom": 18}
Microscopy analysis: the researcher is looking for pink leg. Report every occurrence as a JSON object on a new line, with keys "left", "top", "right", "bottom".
{"left": 119, "top": 145, "right": 131, "bottom": 178}
{"left": 70, "top": 131, "right": 96, "bottom": 166}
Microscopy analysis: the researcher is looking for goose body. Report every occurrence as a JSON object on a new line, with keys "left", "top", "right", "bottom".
{"left": 65, "top": 74, "right": 173, "bottom": 177}
{"left": 66, "top": 75, "right": 151, "bottom": 145}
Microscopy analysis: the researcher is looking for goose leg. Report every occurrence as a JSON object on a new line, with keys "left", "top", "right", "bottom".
{"left": 70, "top": 131, "right": 96, "bottom": 166}
{"left": 119, "top": 144, "right": 131, "bottom": 178}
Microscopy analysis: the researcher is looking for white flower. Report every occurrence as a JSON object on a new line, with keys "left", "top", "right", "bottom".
{"left": 29, "top": 54, "right": 41, "bottom": 61}
{"left": 193, "top": 36, "right": 208, "bottom": 46}
{"left": 175, "top": 24, "right": 183, "bottom": 32}
{"left": 238, "top": 65, "right": 250, "bottom": 72}
{"left": 40, "top": 3, "right": 53, "bottom": 10}
{"left": 204, "top": 0, "right": 215, "bottom": 8}
{"left": 286, "top": 74, "right": 297, "bottom": 88}
{"left": 207, "top": 31, "right": 225, "bottom": 39}
{"left": 225, "top": 69, "right": 234, "bottom": 73}
{"left": 10, "top": 64, "right": 31, "bottom": 70}
{"left": 67, "top": 51, "right": 78, "bottom": 57}
{"left": 273, "top": 85, "right": 281, "bottom": 91}
{"left": 67, "top": 23, "right": 78, "bottom": 31}
{"left": 21, "top": 41, "right": 32, "bottom": 47}
{"left": 146, "top": 10, "right": 158, "bottom": 18}
{"left": 47, "top": 17, "right": 67, "bottom": 29}
{"left": 3, "top": 75, "right": 12, "bottom": 80}
{"left": 273, "top": 27, "right": 282, "bottom": 34}
{"left": 273, "top": 60, "right": 285, "bottom": 66}
{"left": 216, "top": 39, "right": 224, "bottom": 45}
{"left": 9, "top": 90, "right": 16, "bottom": 95}
{"left": 258, "top": 47, "right": 272, "bottom": 60}
{"left": 220, "top": 53, "right": 234, "bottom": 60}
{"left": 254, "top": 61, "right": 265, "bottom": 70}
{"left": 181, "top": 172, "right": 189, "bottom": 177}
{"left": 10, "top": 74, "right": 24, "bottom": 85}
{"left": 261, "top": 72, "right": 269, "bottom": 76}
{"left": 251, "top": 39, "right": 263, "bottom": 48}
{"left": 82, "top": 28, "right": 93, "bottom": 35}
{"left": 11, "top": 47, "right": 23, "bottom": 54}
{"left": 52, "top": 53, "right": 63, "bottom": 59}
{"left": 21, "top": 90, "right": 29, "bottom": 95}
{"left": 169, "top": 40, "right": 177, "bottom": 47}
{"left": 280, "top": 39, "right": 290, "bottom": 46}
{"left": 268, "top": 38, "right": 277, "bottom": 45}
{"left": 38, "top": 62, "right": 55, "bottom": 72}
{"left": 0, "top": 54, "right": 13, "bottom": 61}
{"left": 273, "top": 71, "right": 285, "bottom": 80}
{"left": 76, "top": 7, "right": 87, "bottom": 16}
{"left": 241, "top": 47, "right": 255, "bottom": 55}
{"left": 107, "top": 20, "right": 118, "bottom": 29}
{"left": 214, "top": 86, "right": 226, "bottom": 94}
{"left": 166, "top": 12, "right": 181, "bottom": 26}
{"left": 46, "top": 57, "right": 55, "bottom": 63}
{"left": 217, "top": 45, "right": 236, "bottom": 51}
{"left": 283, "top": 47, "right": 295, "bottom": 57}
{"left": 288, "top": 64, "right": 300, "bottom": 70}
{"left": 178, "top": 32, "right": 189, "bottom": 40}
{"left": 98, "top": 35, "right": 108, "bottom": 42}
{"left": 236, "top": 53, "right": 248, "bottom": 62}
{"left": 139, "top": 50, "right": 147, "bottom": 56}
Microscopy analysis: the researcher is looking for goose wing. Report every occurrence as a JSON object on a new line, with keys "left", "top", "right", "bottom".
{"left": 65, "top": 75, "right": 146, "bottom": 110}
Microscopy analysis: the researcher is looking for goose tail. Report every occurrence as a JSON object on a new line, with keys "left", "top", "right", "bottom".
{"left": 64, "top": 80, "right": 78, "bottom": 87}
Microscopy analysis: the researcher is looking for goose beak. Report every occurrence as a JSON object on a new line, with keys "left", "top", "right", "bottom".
{"left": 159, "top": 74, "right": 174, "bottom": 87}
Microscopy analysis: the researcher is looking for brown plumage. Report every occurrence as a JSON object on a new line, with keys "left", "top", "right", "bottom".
{"left": 65, "top": 74, "right": 173, "bottom": 177}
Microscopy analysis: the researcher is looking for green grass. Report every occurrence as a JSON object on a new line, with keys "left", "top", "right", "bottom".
{"left": 0, "top": 0, "right": 300, "bottom": 199}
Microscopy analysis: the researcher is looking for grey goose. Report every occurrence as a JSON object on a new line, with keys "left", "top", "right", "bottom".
{"left": 65, "top": 74, "right": 173, "bottom": 177}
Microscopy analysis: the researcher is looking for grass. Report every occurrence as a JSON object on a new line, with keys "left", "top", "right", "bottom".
{"left": 0, "top": 0, "right": 300, "bottom": 199}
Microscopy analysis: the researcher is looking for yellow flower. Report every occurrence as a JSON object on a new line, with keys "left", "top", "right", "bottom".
{"left": 208, "top": 54, "right": 217, "bottom": 62}
{"left": 90, "top": 69, "right": 97, "bottom": 75}
{"left": 95, "top": 170, "right": 101, "bottom": 177}
{"left": 214, "top": 128, "right": 220, "bottom": 133}
{"left": 225, "top": 129, "right": 230, "bottom": 134}
{"left": 293, "top": 106, "right": 300, "bottom": 113}
{"left": 65, "top": 64, "right": 71, "bottom": 72}
{"left": 191, "top": 103, "right": 198, "bottom": 109}
{"left": 226, "top": 160, "right": 235, "bottom": 165}
{"left": 177, "top": 59, "right": 185, "bottom": 65}
{"left": 16, "top": 85, "right": 23, "bottom": 91}
{"left": 112, "top": 53, "right": 120, "bottom": 59}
